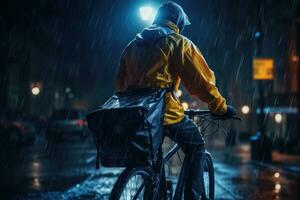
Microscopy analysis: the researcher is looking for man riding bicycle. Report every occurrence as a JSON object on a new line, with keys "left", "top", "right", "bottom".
{"left": 115, "top": 1, "right": 236, "bottom": 199}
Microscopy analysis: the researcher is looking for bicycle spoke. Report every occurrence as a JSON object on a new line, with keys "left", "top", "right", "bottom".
{"left": 120, "top": 174, "right": 146, "bottom": 200}
{"left": 132, "top": 182, "right": 146, "bottom": 200}
{"left": 203, "top": 170, "right": 210, "bottom": 199}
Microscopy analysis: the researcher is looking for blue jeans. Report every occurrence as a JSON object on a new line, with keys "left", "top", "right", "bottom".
{"left": 164, "top": 116, "right": 206, "bottom": 200}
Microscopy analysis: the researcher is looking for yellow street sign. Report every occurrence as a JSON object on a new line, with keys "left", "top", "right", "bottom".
{"left": 253, "top": 58, "right": 274, "bottom": 80}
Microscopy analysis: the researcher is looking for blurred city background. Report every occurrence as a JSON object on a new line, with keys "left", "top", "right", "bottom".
{"left": 0, "top": 0, "right": 300, "bottom": 199}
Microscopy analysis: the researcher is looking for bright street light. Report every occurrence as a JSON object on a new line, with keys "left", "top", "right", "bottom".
{"left": 274, "top": 172, "right": 280, "bottom": 178}
{"left": 275, "top": 183, "right": 281, "bottom": 194}
{"left": 241, "top": 105, "right": 250, "bottom": 114}
{"left": 31, "top": 87, "right": 40, "bottom": 96}
{"left": 274, "top": 113, "right": 283, "bottom": 124}
{"left": 139, "top": 6, "right": 155, "bottom": 22}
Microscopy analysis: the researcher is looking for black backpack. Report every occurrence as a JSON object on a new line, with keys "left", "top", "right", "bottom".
{"left": 86, "top": 87, "right": 169, "bottom": 168}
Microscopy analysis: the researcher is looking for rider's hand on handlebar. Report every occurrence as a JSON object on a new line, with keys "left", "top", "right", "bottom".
{"left": 225, "top": 105, "right": 236, "bottom": 116}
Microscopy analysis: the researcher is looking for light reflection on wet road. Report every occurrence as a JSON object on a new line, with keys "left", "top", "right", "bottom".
{"left": 0, "top": 135, "right": 299, "bottom": 200}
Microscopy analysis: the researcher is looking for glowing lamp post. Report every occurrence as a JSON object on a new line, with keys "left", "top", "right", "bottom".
{"left": 30, "top": 82, "right": 43, "bottom": 96}
{"left": 274, "top": 113, "right": 283, "bottom": 124}
{"left": 31, "top": 86, "right": 41, "bottom": 96}
{"left": 241, "top": 105, "right": 250, "bottom": 115}
{"left": 139, "top": 6, "right": 155, "bottom": 22}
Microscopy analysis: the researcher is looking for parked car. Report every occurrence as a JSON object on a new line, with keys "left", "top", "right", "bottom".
{"left": 46, "top": 109, "right": 88, "bottom": 141}
{"left": 0, "top": 109, "right": 36, "bottom": 147}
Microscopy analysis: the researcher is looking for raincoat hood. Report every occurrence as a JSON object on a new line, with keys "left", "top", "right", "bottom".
{"left": 135, "top": 23, "right": 176, "bottom": 45}
{"left": 153, "top": 1, "right": 191, "bottom": 32}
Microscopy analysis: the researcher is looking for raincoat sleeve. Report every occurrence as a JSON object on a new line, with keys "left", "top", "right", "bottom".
{"left": 115, "top": 50, "right": 127, "bottom": 92}
{"left": 178, "top": 39, "right": 227, "bottom": 114}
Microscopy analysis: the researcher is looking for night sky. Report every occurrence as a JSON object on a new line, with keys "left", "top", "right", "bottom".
{"left": 0, "top": 0, "right": 296, "bottom": 110}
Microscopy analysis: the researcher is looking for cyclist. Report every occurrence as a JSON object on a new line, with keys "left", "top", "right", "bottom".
{"left": 115, "top": 1, "right": 236, "bottom": 199}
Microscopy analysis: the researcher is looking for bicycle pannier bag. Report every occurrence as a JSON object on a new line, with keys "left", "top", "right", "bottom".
{"left": 86, "top": 88, "right": 168, "bottom": 168}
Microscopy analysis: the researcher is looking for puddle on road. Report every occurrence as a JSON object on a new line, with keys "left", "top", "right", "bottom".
{"left": 13, "top": 168, "right": 121, "bottom": 200}
{"left": 214, "top": 159, "right": 300, "bottom": 200}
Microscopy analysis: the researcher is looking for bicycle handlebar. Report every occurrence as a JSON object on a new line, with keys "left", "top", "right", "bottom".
{"left": 184, "top": 109, "right": 242, "bottom": 121}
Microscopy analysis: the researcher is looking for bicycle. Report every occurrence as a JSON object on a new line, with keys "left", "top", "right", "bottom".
{"left": 109, "top": 109, "right": 241, "bottom": 200}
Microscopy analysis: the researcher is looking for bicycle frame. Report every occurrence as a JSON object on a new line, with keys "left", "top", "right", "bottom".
{"left": 154, "top": 115, "right": 199, "bottom": 199}
{"left": 115, "top": 110, "right": 240, "bottom": 200}
{"left": 159, "top": 113, "right": 206, "bottom": 199}
{"left": 163, "top": 143, "right": 181, "bottom": 163}
{"left": 154, "top": 142, "right": 189, "bottom": 200}
{"left": 158, "top": 142, "right": 214, "bottom": 200}
{"left": 155, "top": 109, "right": 236, "bottom": 200}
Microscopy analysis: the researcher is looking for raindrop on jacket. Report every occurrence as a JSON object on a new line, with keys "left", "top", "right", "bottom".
{"left": 115, "top": 21, "right": 227, "bottom": 125}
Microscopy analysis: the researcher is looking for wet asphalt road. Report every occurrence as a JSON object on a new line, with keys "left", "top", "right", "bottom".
{"left": 0, "top": 134, "right": 299, "bottom": 200}
{"left": 0, "top": 134, "right": 97, "bottom": 199}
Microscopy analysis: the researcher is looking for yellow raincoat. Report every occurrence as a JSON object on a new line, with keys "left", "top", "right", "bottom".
{"left": 115, "top": 21, "right": 227, "bottom": 125}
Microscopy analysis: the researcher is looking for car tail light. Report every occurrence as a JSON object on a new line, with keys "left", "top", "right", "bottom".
{"left": 76, "top": 119, "right": 85, "bottom": 127}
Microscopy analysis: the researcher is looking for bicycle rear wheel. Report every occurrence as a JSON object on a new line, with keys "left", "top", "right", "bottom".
{"left": 109, "top": 167, "right": 155, "bottom": 200}
{"left": 203, "top": 151, "right": 215, "bottom": 200}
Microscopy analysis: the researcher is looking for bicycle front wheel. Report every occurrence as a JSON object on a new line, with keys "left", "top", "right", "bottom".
{"left": 203, "top": 151, "right": 215, "bottom": 200}
{"left": 109, "top": 167, "right": 155, "bottom": 200}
